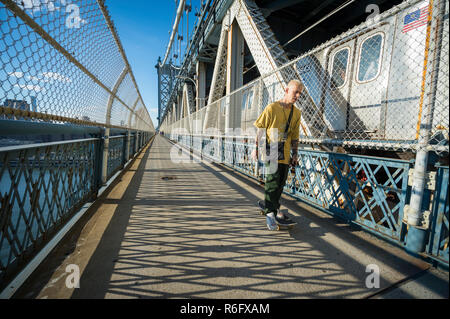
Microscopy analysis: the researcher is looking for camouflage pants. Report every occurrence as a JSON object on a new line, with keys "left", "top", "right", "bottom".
{"left": 264, "top": 163, "right": 289, "bottom": 214}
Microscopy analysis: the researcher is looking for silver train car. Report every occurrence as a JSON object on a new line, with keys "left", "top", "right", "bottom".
{"left": 240, "top": 0, "right": 448, "bottom": 155}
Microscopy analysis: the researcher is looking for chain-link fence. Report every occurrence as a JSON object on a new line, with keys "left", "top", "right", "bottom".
{"left": 0, "top": 0, "right": 156, "bottom": 295}
{"left": 0, "top": 0, "right": 154, "bottom": 132}
{"left": 161, "top": 0, "right": 448, "bottom": 156}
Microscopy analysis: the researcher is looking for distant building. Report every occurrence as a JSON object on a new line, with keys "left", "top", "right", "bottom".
{"left": 3, "top": 99, "right": 30, "bottom": 111}
{"left": 1, "top": 97, "right": 37, "bottom": 120}
{"left": 30, "top": 96, "right": 37, "bottom": 112}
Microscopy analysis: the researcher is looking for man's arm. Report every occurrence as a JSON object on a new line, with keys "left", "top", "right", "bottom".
{"left": 290, "top": 113, "right": 301, "bottom": 166}
{"left": 255, "top": 127, "right": 265, "bottom": 146}
{"left": 290, "top": 139, "right": 299, "bottom": 166}
{"left": 291, "top": 139, "right": 298, "bottom": 154}
{"left": 252, "top": 128, "right": 265, "bottom": 161}
{"left": 252, "top": 104, "right": 271, "bottom": 161}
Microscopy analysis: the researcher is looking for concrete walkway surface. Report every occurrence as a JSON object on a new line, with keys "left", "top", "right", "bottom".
{"left": 13, "top": 135, "right": 449, "bottom": 299}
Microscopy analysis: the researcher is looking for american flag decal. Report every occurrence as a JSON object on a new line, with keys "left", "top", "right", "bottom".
{"left": 402, "top": 6, "right": 429, "bottom": 33}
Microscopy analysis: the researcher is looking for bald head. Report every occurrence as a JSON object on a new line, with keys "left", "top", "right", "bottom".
{"left": 282, "top": 80, "right": 303, "bottom": 105}
{"left": 288, "top": 80, "right": 303, "bottom": 89}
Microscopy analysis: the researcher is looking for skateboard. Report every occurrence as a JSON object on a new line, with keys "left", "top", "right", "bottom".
{"left": 257, "top": 200, "right": 297, "bottom": 230}
{"left": 275, "top": 220, "right": 297, "bottom": 230}
{"left": 257, "top": 200, "right": 265, "bottom": 215}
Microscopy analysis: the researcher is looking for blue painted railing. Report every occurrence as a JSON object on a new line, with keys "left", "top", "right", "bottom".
{"left": 0, "top": 130, "right": 153, "bottom": 291}
{"left": 284, "top": 150, "right": 411, "bottom": 242}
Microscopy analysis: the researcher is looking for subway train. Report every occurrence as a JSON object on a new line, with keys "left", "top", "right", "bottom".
{"left": 239, "top": 0, "right": 448, "bottom": 159}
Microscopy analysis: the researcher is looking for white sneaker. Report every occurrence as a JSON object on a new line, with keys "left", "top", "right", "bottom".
{"left": 266, "top": 212, "right": 277, "bottom": 231}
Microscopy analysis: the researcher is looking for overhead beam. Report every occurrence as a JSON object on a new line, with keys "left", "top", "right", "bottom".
{"left": 259, "top": 0, "right": 308, "bottom": 17}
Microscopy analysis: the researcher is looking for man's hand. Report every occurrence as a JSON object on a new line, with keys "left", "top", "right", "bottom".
{"left": 290, "top": 140, "right": 299, "bottom": 167}
{"left": 290, "top": 153, "right": 298, "bottom": 167}
{"left": 253, "top": 129, "right": 264, "bottom": 162}
{"left": 251, "top": 148, "right": 258, "bottom": 162}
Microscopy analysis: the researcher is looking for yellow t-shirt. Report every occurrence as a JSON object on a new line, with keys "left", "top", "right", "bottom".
{"left": 254, "top": 102, "right": 301, "bottom": 164}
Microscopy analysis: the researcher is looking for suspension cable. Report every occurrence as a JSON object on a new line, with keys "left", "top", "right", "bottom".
{"left": 161, "top": 0, "right": 186, "bottom": 66}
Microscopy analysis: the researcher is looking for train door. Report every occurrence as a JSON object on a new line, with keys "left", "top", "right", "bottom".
{"left": 326, "top": 39, "right": 356, "bottom": 133}
{"left": 348, "top": 21, "right": 395, "bottom": 138}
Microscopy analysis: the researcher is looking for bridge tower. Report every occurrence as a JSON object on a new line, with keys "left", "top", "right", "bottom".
{"left": 156, "top": 57, "right": 177, "bottom": 127}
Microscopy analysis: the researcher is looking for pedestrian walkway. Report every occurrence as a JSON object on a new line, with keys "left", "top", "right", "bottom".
{"left": 13, "top": 135, "right": 448, "bottom": 299}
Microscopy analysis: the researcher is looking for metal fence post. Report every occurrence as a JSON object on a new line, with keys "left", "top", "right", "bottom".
{"left": 101, "top": 127, "right": 110, "bottom": 185}
{"left": 232, "top": 137, "right": 236, "bottom": 167}
{"left": 126, "top": 130, "right": 131, "bottom": 161}
{"left": 221, "top": 135, "right": 225, "bottom": 164}
{"left": 91, "top": 135, "right": 104, "bottom": 200}
{"left": 122, "top": 133, "right": 128, "bottom": 168}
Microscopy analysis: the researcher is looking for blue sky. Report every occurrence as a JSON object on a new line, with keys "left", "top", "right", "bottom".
{"left": 106, "top": 0, "right": 201, "bottom": 126}
{"left": 0, "top": 0, "right": 200, "bottom": 127}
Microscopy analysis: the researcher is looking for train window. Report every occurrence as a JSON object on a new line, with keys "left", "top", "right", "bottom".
{"left": 357, "top": 33, "right": 384, "bottom": 83}
{"left": 246, "top": 91, "right": 253, "bottom": 109}
{"left": 241, "top": 90, "right": 254, "bottom": 110}
{"left": 331, "top": 48, "right": 349, "bottom": 88}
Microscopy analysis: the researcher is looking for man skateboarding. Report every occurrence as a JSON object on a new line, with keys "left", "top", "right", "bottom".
{"left": 252, "top": 80, "right": 303, "bottom": 230}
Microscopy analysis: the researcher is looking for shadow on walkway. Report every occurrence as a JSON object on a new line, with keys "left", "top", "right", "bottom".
{"left": 14, "top": 135, "right": 447, "bottom": 299}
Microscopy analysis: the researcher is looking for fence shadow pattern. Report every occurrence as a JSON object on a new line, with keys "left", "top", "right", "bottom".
{"left": 68, "top": 138, "right": 427, "bottom": 299}
{"left": 172, "top": 133, "right": 448, "bottom": 267}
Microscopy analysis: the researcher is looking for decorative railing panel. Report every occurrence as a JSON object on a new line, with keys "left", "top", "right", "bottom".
{"left": 0, "top": 132, "right": 153, "bottom": 292}
{"left": 0, "top": 139, "right": 99, "bottom": 286}
{"left": 285, "top": 151, "right": 410, "bottom": 241}
{"left": 170, "top": 133, "right": 448, "bottom": 267}
{"left": 427, "top": 166, "right": 449, "bottom": 264}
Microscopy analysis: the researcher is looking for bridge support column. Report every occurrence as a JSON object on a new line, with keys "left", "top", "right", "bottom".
{"left": 196, "top": 61, "right": 206, "bottom": 112}
{"left": 225, "top": 19, "right": 244, "bottom": 135}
